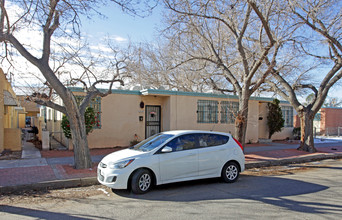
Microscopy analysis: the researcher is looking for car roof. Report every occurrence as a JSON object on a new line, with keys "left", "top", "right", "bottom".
{"left": 162, "top": 130, "right": 231, "bottom": 136}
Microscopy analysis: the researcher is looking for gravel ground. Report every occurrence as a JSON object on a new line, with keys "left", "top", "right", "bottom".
{"left": 0, "top": 185, "right": 110, "bottom": 205}
{"left": 0, "top": 151, "right": 22, "bottom": 160}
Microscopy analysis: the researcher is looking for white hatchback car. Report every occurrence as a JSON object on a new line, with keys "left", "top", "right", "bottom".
{"left": 97, "top": 130, "right": 245, "bottom": 194}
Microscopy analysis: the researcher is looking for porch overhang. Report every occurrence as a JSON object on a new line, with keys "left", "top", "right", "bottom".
{"left": 140, "top": 89, "right": 172, "bottom": 97}
{"left": 14, "top": 107, "right": 27, "bottom": 114}
{"left": 3, "top": 90, "right": 19, "bottom": 106}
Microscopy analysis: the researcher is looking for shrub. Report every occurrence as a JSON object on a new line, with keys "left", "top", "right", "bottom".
{"left": 267, "top": 99, "right": 285, "bottom": 139}
{"left": 61, "top": 107, "right": 96, "bottom": 139}
{"left": 293, "top": 127, "right": 301, "bottom": 140}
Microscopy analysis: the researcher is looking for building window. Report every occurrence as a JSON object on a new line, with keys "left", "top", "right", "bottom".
{"left": 220, "top": 101, "right": 239, "bottom": 124}
{"left": 197, "top": 100, "right": 218, "bottom": 123}
{"left": 282, "top": 106, "right": 294, "bottom": 127}
{"left": 75, "top": 96, "right": 102, "bottom": 129}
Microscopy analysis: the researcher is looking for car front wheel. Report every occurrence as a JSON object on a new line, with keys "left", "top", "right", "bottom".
{"left": 131, "top": 169, "right": 153, "bottom": 194}
{"left": 222, "top": 162, "right": 240, "bottom": 183}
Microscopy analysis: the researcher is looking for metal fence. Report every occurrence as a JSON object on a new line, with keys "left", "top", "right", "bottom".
{"left": 317, "top": 127, "right": 342, "bottom": 137}
{"left": 49, "top": 131, "right": 67, "bottom": 150}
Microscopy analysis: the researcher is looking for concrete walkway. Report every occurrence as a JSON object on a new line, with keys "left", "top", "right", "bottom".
{"left": 21, "top": 141, "right": 41, "bottom": 159}
{"left": 21, "top": 128, "right": 41, "bottom": 159}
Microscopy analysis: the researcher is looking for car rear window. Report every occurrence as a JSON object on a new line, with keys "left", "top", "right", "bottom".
{"left": 198, "top": 134, "right": 229, "bottom": 147}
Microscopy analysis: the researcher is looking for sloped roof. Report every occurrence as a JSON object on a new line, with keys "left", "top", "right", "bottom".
{"left": 3, "top": 90, "right": 18, "bottom": 106}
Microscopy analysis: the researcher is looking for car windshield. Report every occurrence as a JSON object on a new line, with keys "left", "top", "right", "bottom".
{"left": 130, "top": 133, "right": 174, "bottom": 152}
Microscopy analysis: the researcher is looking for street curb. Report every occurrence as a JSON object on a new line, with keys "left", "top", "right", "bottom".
{"left": 0, "top": 177, "right": 99, "bottom": 195}
{"left": 245, "top": 153, "right": 342, "bottom": 169}
{"left": 1, "top": 153, "right": 342, "bottom": 194}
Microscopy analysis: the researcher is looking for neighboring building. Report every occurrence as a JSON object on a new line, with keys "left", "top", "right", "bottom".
{"left": 39, "top": 97, "right": 65, "bottom": 147}
{"left": 0, "top": 68, "right": 25, "bottom": 152}
{"left": 319, "top": 107, "right": 342, "bottom": 136}
{"left": 295, "top": 107, "right": 342, "bottom": 136}
{"left": 44, "top": 88, "right": 295, "bottom": 149}
{"left": 18, "top": 95, "right": 40, "bottom": 127}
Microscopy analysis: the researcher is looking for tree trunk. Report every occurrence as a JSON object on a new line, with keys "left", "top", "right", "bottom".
{"left": 297, "top": 110, "right": 317, "bottom": 153}
{"left": 68, "top": 109, "right": 93, "bottom": 169}
{"left": 63, "top": 90, "right": 92, "bottom": 169}
{"left": 235, "top": 96, "right": 249, "bottom": 149}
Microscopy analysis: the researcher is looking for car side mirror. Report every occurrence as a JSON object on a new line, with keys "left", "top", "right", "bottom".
{"left": 161, "top": 146, "right": 173, "bottom": 153}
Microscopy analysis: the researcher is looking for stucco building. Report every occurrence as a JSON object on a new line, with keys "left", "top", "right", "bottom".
{"left": 313, "top": 107, "right": 342, "bottom": 136}
{"left": 42, "top": 88, "right": 295, "bottom": 149}
{"left": 0, "top": 68, "right": 25, "bottom": 152}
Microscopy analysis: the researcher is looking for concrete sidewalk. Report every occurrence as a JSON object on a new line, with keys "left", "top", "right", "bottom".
{"left": 1, "top": 141, "right": 342, "bottom": 194}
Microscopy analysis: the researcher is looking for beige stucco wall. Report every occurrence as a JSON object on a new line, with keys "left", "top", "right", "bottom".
{"left": 19, "top": 113, "right": 26, "bottom": 128}
{"left": 88, "top": 94, "right": 145, "bottom": 148}
{"left": 4, "top": 128, "right": 21, "bottom": 151}
{"left": 271, "top": 127, "right": 293, "bottom": 140}
{"left": 87, "top": 93, "right": 262, "bottom": 147}
{"left": 246, "top": 101, "right": 259, "bottom": 143}
{"left": 85, "top": 92, "right": 294, "bottom": 147}
{"left": 48, "top": 90, "right": 295, "bottom": 149}
{"left": 0, "top": 73, "right": 4, "bottom": 152}
{"left": 37, "top": 117, "right": 44, "bottom": 141}
{"left": 166, "top": 95, "right": 260, "bottom": 143}
{"left": 1, "top": 68, "right": 22, "bottom": 152}
{"left": 258, "top": 102, "right": 294, "bottom": 140}
{"left": 167, "top": 95, "right": 236, "bottom": 132}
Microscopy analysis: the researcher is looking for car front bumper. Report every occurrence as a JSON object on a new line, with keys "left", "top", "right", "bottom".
{"left": 97, "top": 165, "right": 132, "bottom": 189}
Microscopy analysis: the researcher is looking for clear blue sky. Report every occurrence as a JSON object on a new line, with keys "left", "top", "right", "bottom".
{"left": 81, "top": 3, "right": 164, "bottom": 44}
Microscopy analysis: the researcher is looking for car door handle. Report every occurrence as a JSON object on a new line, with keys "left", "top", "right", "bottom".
{"left": 187, "top": 153, "right": 196, "bottom": 156}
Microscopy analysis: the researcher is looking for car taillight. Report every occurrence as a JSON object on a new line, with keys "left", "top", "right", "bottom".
{"left": 233, "top": 137, "right": 243, "bottom": 151}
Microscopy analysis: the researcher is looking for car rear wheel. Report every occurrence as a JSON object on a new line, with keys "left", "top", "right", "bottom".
{"left": 222, "top": 162, "right": 240, "bottom": 183}
{"left": 131, "top": 169, "right": 152, "bottom": 194}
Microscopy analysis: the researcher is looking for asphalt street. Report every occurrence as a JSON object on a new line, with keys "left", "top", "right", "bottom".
{"left": 1, "top": 159, "right": 341, "bottom": 219}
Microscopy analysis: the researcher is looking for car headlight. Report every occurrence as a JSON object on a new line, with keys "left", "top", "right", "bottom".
{"left": 108, "top": 159, "right": 135, "bottom": 169}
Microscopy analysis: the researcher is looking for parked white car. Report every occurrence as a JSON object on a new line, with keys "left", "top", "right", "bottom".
{"left": 97, "top": 130, "right": 245, "bottom": 194}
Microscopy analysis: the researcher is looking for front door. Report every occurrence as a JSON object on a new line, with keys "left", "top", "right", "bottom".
{"left": 145, "top": 105, "right": 161, "bottom": 138}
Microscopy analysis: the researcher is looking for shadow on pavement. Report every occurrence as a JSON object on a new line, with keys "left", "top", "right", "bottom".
{"left": 113, "top": 175, "right": 342, "bottom": 214}
{"left": 0, "top": 205, "right": 111, "bottom": 220}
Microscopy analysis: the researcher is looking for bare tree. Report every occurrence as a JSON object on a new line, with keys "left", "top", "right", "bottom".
{"left": 266, "top": 0, "right": 342, "bottom": 152}
{"left": 162, "top": 0, "right": 291, "bottom": 146}
{"left": 0, "top": 0, "right": 153, "bottom": 169}
{"left": 323, "top": 97, "right": 342, "bottom": 107}
{"left": 128, "top": 42, "right": 211, "bottom": 92}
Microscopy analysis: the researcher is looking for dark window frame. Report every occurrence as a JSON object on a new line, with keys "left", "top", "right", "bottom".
{"left": 197, "top": 100, "right": 219, "bottom": 124}
{"left": 220, "top": 101, "right": 239, "bottom": 124}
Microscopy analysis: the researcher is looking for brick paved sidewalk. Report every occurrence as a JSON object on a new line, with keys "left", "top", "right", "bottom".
{"left": 1, "top": 144, "right": 342, "bottom": 192}
{"left": 0, "top": 147, "right": 122, "bottom": 188}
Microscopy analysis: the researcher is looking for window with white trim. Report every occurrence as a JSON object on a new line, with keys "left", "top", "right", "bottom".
{"left": 281, "top": 106, "right": 294, "bottom": 127}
